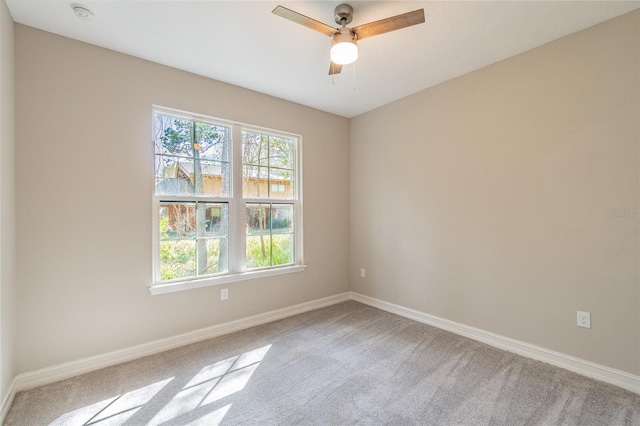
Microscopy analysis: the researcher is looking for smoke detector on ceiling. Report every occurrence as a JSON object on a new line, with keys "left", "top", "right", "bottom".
{"left": 72, "top": 4, "right": 94, "bottom": 20}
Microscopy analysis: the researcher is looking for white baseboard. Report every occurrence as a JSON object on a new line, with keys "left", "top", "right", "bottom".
{"left": 10, "top": 290, "right": 639, "bottom": 402}
{"left": 0, "top": 379, "right": 16, "bottom": 424}
{"left": 13, "top": 292, "right": 351, "bottom": 392}
{"left": 350, "top": 291, "right": 640, "bottom": 394}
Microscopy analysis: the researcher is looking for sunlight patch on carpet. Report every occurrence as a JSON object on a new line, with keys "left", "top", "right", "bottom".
{"left": 147, "top": 344, "right": 271, "bottom": 425}
{"left": 50, "top": 378, "right": 173, "bottom": 425}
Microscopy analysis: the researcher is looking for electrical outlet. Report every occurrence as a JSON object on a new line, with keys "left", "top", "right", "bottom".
{"left": 221, "top": 288, "right": 228, "bottom": 301}
{"left": 577, "top": 311, "right": 591, "bottom": 329}
{"left": 360, "top": 268, "right": 365, "bottom": 278}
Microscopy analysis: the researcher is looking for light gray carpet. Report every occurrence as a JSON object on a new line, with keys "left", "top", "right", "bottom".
{"left": 5, "top": 301, "right": 640, "bottom": 425}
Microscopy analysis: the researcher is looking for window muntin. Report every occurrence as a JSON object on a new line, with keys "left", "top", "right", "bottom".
{"left": 152, "top": 108, "right": 301, "bottom": 287}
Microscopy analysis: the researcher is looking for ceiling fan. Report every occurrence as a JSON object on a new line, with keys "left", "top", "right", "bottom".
{"left": 272, "top": 3, "right": 425, "bottom": 75}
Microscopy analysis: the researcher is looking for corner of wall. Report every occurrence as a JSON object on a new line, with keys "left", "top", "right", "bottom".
{"left": 0, "top": 0, "right": 16, "bottom": 421}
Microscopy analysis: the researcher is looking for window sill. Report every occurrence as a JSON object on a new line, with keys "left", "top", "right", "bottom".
{"left": 149, "top": 265, "right": 308, "bottom": 295}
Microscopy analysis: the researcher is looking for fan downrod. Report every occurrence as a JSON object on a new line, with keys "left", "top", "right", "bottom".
{"left": 334, "top": 4, "right": 353, "bottom": 25}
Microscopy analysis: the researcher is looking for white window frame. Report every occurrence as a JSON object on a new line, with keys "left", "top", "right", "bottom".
{"left": 150, "top": 106, "right": 305, "bottom": 295}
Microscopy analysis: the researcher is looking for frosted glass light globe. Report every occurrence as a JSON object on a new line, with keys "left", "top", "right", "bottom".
{"left": 331, "top": 31, "right": 358, "bottom": 65}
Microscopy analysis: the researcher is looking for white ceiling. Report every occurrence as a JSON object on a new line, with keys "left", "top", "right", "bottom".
{"left": 6, "top": 1, "right": 640, "bottom": 118}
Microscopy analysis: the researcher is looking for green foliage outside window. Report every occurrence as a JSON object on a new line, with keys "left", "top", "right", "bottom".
{"left": 246, "top": 235, "right": 293, "bottom": 269}
{"left": 158, "top": 205, "right": 225, "bottom": 281}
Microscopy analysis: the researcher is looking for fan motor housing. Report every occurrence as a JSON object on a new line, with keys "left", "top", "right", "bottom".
{"left": 334, "top": 4, "right": 354, "bottom": 25}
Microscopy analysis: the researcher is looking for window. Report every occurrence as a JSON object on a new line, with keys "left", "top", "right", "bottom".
{"left": 271, "top": 184, "right": 285, "bottom": 193}
{"left": 152, "top": 108, "right": 303, "bottom": 294}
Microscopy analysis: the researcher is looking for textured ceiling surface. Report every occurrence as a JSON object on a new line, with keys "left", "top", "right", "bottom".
{"left": 7, "top": 1, "right": 640, "bottom": 117}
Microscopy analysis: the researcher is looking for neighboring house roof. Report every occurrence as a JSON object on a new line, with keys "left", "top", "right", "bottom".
{"left": 155, "top": 177, "right": 194, "bottom": 195}
{"left": 176, "top": 161, "right": 292, "bottom": 181}
{"left": 177, "top": 161, "right": 223, "bottom": 177}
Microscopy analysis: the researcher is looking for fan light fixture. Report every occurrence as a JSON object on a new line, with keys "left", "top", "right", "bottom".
{"left": 330, "top": 30, "right": 358, "bottom": 65}
{"left": 272, "top": 3, "right": 425, "bottom": 75}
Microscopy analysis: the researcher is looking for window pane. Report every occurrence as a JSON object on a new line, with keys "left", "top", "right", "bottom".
{"left": 242, "top": 131, "right": 269, "bottom": 166}
{"left": 160, "top": 202, "right": 196, "bottom": 238}
{"left": 246, "top": 204, "right": 271, "bottom": 268}
{"left": 271, "top": 205, "right": 293, "bottom": 233}
{"left": 159, "top": 239, "right": 196, "bottom": 280}
{"left": 155, "top": 156, "right": 195, "bottom": 196}
{"left": 246, "top": 204, "right": 270, "bottom": 235}
{"left": 243, "top": 165, "right": 269, "bottom": 198}
{"left": 194, "top": 203, "right": 228, "bottom": 276}
{"left": 246, "top": 235, "right": 271, "bottom": 269}
{"left": 272, "top": 234, "right": 294, "bottom": 266}
{"left": 269, "top": 137, "right": 295, "bottom": 169}
{"left": 195, "top": 122, "right": 230, "bottom": 162}
{"left": 269, "top": 169, "right": 294, "bottom": 199}
{"left": 191, "top": 160, "right": 229, "bottom": 197}
{"left": 200, "top": 238, "right": 228, "bottom": 274}
{"left": 154, "top": 114, "right": 193, "bottom": 157}
{"left": 245, "top": 234, "right": 294, "bottom": 268}
{"left": 204, "top": 204, "right": 228, "bottom": 237}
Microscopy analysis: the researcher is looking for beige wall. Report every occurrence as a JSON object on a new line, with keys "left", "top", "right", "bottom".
{"left": 0, "top": 0, "right": 15, "bottom": 406}
{"left": 11, "top": 7, "right": 640, "bottom": 382}
{"left": 15, "top": 25, "right": 350, "bottom": 373}
{"left": 350, "top": 10, "right": 640, "bottom": 375}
